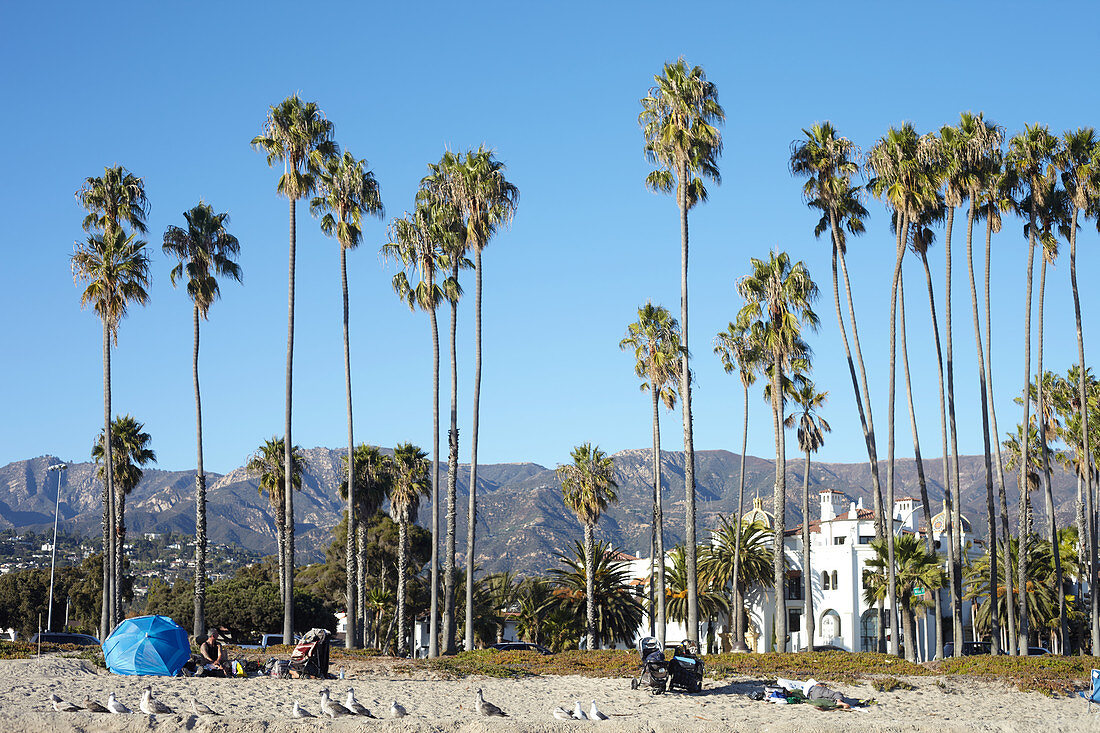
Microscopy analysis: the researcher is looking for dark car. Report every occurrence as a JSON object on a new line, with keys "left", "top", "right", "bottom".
{"left": 942, "top": 641, "right": 991, "bottom": 657}
{"left": 811, "top": 644, "right": 849, "bottom": 652}
{"left": 29, "top": 632, "right": 100, "bottom": 647}
{"left": 490, "top": 642, "right": 552, "bottom": 655}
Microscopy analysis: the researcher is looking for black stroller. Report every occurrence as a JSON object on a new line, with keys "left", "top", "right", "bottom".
{"left": 667, "top": 639, "right": 704, "bottom": 693}
{"left": 630, "top": 636, "right": 669, "bottom": 693}
{"left": 288, "top": 628, "right": 332, "bottom": 679}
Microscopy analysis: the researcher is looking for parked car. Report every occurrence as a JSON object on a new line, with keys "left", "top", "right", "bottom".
{"left": 811, "top": 644, "right": 849, "bottom": 652}
{"left": 1027, "top": 646, "right": 1050, "bottom": 656}
{"left": 942, "top": 641, "right": 991, "bottom": 657}
{"left": 260, "top": 633, "right": 295, "bottom": 648}
{"left": 29, "top": 632, "right": 100, "bottom": 647}
{"left": 490, "top": 641, "right": 552, "bottom": 655}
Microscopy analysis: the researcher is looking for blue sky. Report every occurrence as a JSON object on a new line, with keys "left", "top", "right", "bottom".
{"left": 2, "top": 1, "right": 1099, "bottom": 475}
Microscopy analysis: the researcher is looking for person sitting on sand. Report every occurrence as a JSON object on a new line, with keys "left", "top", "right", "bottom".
{"left": 775, "top": 677, "right": 855, "bottom": 709}
{"left": 200, "top": 629, "right": 229, "bottom": 676}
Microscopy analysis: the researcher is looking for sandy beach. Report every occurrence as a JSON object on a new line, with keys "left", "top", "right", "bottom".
{"left": 0, "top": 656, "right": 1092, "bottom": 732}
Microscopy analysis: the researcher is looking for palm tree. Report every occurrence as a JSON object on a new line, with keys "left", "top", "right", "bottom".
{"left": 425, "top": 148, "right": 518, "bottom": 654}
{"left": 735, "top": 251, "right": 819, "bottom": 652}
{"left": 1005, "top": 124, "right": 1059, "bottom": 652}
{"left": 863, "top": 534, "right": 947, "bottom": 663}
{"left": 665, "top": 545, "right": 730, "bottom": 630}
{"left": 161, "top": 202, "right": 242, "bottom": 637}
{"left": 785, "top": 381, "right": 830, "bottom": 651}
{"left": 640, "top": 58, "right": 724, "bottom": 643}
{"left": 382, "top": 195, "right": 449, "bottom": 657}
{"left": 557, "top": 443, "right": 619, "bottom": 650}
{"left": 966, "top": 536, "right": 1066, "bottom": 646}
{"left": 91, "top": 415, "right": 155, "bottom": 620}
{"left": 1056, "top": 128, "right": 1099, "bottom": 651}
{"left": 246, "top": 438, "right": 306, "bottom": 605}
{"left": 337, "top": 444, "right": 393, "bottom": 646}
{"left": 311, "top": 150, "right": 383, "bottom": 649}
{"left": 251, "top": 95, "right": 336, "bottom": 642}
{"left": 388, "top": 442, "right": 431, "bottom": 658}
{"left": 700, "top": 517, "right": 773, "bottom": 651}
{"left": 544, "top": 541, "right": 643, "bottom": 649}
{"left": 620, "top": 302, "right": 682, "bottom": 646}
{"left": 71, "top": 178, "right": 150, "bottom": 639}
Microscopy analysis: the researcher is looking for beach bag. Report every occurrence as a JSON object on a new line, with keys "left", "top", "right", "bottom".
{"left": 231, "top": 660, "right": 247, "bottom": 677}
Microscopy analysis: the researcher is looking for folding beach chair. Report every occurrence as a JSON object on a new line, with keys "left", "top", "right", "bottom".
{"left": 1078, "top": 669, "right": 1100, "bottom": 713}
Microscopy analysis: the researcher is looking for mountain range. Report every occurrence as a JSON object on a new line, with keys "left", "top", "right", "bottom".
{"left": 0, "top": 448, "right": 1080, "bottom": 576}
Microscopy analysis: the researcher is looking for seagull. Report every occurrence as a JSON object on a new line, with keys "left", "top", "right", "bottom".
{"left": 390, "top": 700, "right": 407, "bottom": 718}
{"left": 82, "top": 697, "right": 110, "bottom": 713}
{"left": 319, "top": 688, "right": 352, "bottom": 718}
{"left": 345, "top": 688, "right": 375, "bottom": 717}
{"left": 292, "top": 700, "right": 314, "bottom": 718}
{"left": 571, "top": 700, "right": 588, "bottom": 720}
{"left": 552, "top": 706, "right": 572, "bottom": 720}
{"left": 49, "top": 694, "right": 81, "bottom": 712}
{"left": 476, "top": 688, "right": 506, "bottom": 717}
{"left": 140, "top": 686, "right": 174, "bottom": 715}
{"left": 191, "top": 697, "right": 219, "bottom": 715}
{"left": 590, "top": 700, "right": 609, "bottom": 720}
{"left": 107, "top": 693, "right": 131, "bottom": 714}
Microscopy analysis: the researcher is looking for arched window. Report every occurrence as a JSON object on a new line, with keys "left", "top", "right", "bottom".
{"left": 831, "top": 570, "right": 839, "bottom": 590}
{"left": 822, "top": 571, "right": 831, "bottom": 590}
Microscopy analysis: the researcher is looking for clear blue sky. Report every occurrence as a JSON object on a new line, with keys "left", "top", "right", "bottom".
{"left": 2, "top": 1, "right": 1099, "bottom": 475}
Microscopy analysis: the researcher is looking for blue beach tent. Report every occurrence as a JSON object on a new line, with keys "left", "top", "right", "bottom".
{"left": 102, "top": 615, "right": 190, "bottom": 676}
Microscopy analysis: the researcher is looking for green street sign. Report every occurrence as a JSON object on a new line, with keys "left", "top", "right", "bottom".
{"left": 913, "top": 587, "right": 925, "bottom": 596}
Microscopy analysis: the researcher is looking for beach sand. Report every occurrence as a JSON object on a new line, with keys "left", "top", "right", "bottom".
{"left": 0, "top": 656, "right": 1090, "bottom": 732}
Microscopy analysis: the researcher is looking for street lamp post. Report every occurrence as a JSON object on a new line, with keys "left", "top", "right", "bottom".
{"left": 46, "top": 463, "right": 67, "bottom": 631}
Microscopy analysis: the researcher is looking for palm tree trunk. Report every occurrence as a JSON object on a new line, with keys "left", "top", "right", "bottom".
{"left": 678, "top": 158, "right": 699, "bottom": 645}
{"left": 584, "top": 522, "right": 597, "bottom": 650}
{"left": 192, "top": 304, "right": 207, "bottom": 638}
{"left": 276, "top": 502, "right": 286, "bottom": 606}
{"left": 1018, "top": 205, "right": 1037, "bottom": 652}
{"left": 465, "top": 248, "right": 483, "bottom": 654}
{"left": 944, "top": 205, "right": 964, "bottom": 653}
{"left": 444, "top": 263, "right": 459, "bottom": 655}
{"left": 397, "top": 516, "right": 408, "bottom": 657}
{"left": 650, "top": 388, "right": 667, "bottom": 648}
{"left": 802, "top": 448, "right": 813, "bottom": 652}
{"left": 357, "top": 522, "right": 368, "bottom": 646}
{"left": 1036, "top": 258, "right": 1068, "bottom": 647}
{"left": 340, "top": 246, "right": 357, "bottom": 650}
{"left": 283, "top": 196, "right": 297, "bottom": 644}
{"left": 429, "top": 294, "right": 440, "bottom": 659}
{"left": 901, "top": 599, "right": 916, "bottom": 663}
{"left": 1069, "top": 204, "right": 1098, "bottom": 653}
{"left": 730, "top": 381, "right": 750, "bottom": 652}
{"left": 114, "top": 489, "right": 124, "bottom": 621}
{"left": 985, "top": 207, "right": 1017, "bottom": 655}
{"left": 885, "top": 210, "right": 906, "bottom": 657}
{"left": 917, "top": 251, "right": 949, "bottom": 658}
{"left": 964, "top": 199, "right": 1000, "bottom": 653}
{"left": 102, "top": 317, "right": 116, "bottom": 637}
{"left": 770, "top": 352, "right": 786, "bottom": 652}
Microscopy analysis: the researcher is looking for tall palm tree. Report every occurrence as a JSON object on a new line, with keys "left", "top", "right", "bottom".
{"left": 867, "top": 123, "right": 937, "bottom": 655}
{"left": 251, "top": 96, "right": 336, "bottom": 642}
{"left": 425, "top": 148, "right": 518, "bottom": 653}
{"left": 1056, "top": 128, "right": 1099, "bottom": 651}
{"left": 71, "top": 213, "right": 150, "bottom": 638}
{"left": 785, "top": 381, "right": 830, "bottom": 651}
{"left": 162, "top": 202, "right": 242, "bottom": 637}
{"left": 544, "top": 541, "right": 644, "bottom": 649}
{"left": 1005, "top": 124, "right": 1059, "bottom": 652}
{"left": 713, "top": 323, "right": 761, "bottom": 652}
{"left": 382, "top": 195, "right": 449, "bottom": 656}
{"left": 863, "top": 534, "right": 947, "bottom": 663}
{"left": 557, "top": 443, "right": 619, "bottom": 650}
{"left": 388, "top": 442, "right": 431, "bottom": 658}
{"left": 700, "top": 517, "right": 773, "bottom": 650}
{"left": 311, "top": 150, "right": 383, "bottom": 649}
{"left": 337, "top": 444, "right": 392, "bottom": 646}
{"left": 640, "top": 58, "right": 724, "bottom": 643}
{"left": 735, "top": 251, "right": 819, "bottom": 652}
{"left": 246, "top": 437, "right": 306, "bottom": 605}
{"left": 965, "top": 537, "right": 1058, "bottom": 644}
{"left": 91, "top": 415, "right": 155, "bottom": 620}
{"left": 620, "top": 302, "right": 682, "bottom": 646}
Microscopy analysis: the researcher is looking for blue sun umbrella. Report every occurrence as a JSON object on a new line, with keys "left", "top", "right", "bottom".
{"left": 102, "top": 615, "right": 191, "bottom": 676}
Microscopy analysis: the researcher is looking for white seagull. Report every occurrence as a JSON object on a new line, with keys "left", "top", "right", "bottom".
{"left": 140, "top": 685, "right": 174, "bottom": 715}
{"left": 319, "top": 688, "right": 352, "bottom": 718}
{"left": 391, "top": 700, "right": 408, "bottom": 718}
{"left": 191, "top": 697, "right": 219, "bottom": 715}
{"left": 49, "top": 694, "right": 81, "bottom": 712}
{"left": 552, "top": 706, "right": 572, "bottom": 720}
{"left": 106, "top": 693, "right": 131, "bottom": 714}
{"left": 476, "top": 688, "right": 507, "bottom": 717}
{"left": 590, "top": 700, "right": 610, "bottom": 720}
{"left": 292, "top": 700, "right": 314, "bottom": 718}
{"left": 345, "top": 688, "right": 375, "bottom": 717}
{"left": 571, "top": 700, "right": 588, "bottom": 720}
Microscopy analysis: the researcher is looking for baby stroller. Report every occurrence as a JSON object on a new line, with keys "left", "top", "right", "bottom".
{"left": 288, "top": 628, "right": 331, "bottom": 679}
{"left": 630, "top": 636, "right": 669, "bottom": 693}
{"left": 667, "top": 639, "right": 704, "bottom": 693}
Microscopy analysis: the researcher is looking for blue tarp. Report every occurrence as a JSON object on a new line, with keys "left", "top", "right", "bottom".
{"left": 102, "top": 615, "right": 190, "bottom": 676}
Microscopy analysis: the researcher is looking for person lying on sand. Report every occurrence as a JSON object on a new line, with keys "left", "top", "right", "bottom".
{"left": 200, "top": 629, "right": 230, "bottom": 676}
{"left": 774, "top": 677, "right": 854, "bottom": 709}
